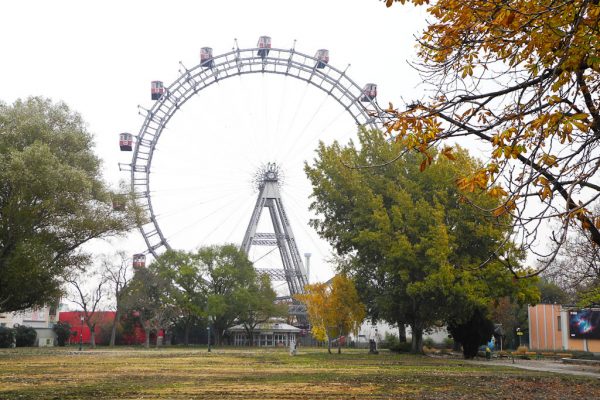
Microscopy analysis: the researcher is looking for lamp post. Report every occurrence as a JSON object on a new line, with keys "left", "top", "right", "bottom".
{"left": 207, "top": 317, "right": 212, "bottom": 353}
{"left": 79, "top": 315, "right": 84, "bottom": 351}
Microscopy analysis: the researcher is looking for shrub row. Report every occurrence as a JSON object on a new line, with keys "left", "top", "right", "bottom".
{"left": 0, "top": 325, "right": 37, "bottom": 348}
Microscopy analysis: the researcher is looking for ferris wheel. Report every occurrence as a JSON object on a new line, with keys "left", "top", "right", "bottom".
{"left": 118, "top": 36, "right": 386, "bottom": 271}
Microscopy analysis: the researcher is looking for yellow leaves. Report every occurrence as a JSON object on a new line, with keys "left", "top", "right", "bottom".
{"left": 492, "top": 197, "right": 517, "bottom": 218}
{"left": 419, "top": 152, "right": 433, "bottom": 171}
{"left": 296, "top": 275, "right": 365, "bottom": 340}
{"left": 488, "top": 186, "right": 507, "bottom": 198}
{"left": 441, "top": 146, "right": 456, "bottom": 160}
{"left": 539, "top": 154, "right": 558, "bottom": 168}
{"left": 461, "top": 64, "right": 474, "bottom": 79}
{"left": 536, "top": 176, "right": 553, "bottom": 201}
{"left": 494, "top": 8, "right": 516, "bottom": 28}
{"left": 547, "top": 95, "right": 562, "bottom": 105}
{"left": 456, "top": 169, "right": 489, "bottom": 193}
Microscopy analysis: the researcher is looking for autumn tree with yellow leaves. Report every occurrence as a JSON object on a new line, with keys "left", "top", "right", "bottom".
{"left": 382, "top": 0, "right": 600, "bottom": 272}
{"left": 295, "top": 274, "right": 366, "bottom": 354}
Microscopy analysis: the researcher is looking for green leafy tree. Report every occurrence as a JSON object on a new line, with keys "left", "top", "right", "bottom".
{"left": 196, "top": 244, "right": 259, "bottom": 345}
{"left": 0, "top": 97, "right": 138, "bottom": 313}
{"left": 152, "top": 250, "right": 207, "bottom": 345}
{"left": 305, "top": 129, "right": 538, "bottom": 353}
{"left": 52, "top": 321, "right": 73, "bottom": 347}
{"left": 237, "top": 273, "right": 287, "bottom": 345}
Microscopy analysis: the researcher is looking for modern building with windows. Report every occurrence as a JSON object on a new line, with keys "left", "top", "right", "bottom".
{"left": 228, "top": 321, "right": 300, "bottom": 347}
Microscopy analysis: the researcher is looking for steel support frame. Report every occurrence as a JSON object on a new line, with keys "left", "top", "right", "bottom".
{"left": 128, "top": 45, "right": 386, "bottom": 257}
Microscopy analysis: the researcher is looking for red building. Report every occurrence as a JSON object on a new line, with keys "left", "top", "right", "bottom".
{"left": 59, "top": 311, "right": 147, "bottom": 345}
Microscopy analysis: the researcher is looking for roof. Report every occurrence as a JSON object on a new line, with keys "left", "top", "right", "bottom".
{"left": 228, "top": 322, "right": 301, "bottom": 333}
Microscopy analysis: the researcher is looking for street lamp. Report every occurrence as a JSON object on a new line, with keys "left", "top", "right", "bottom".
{"left": 79, "top": 315, "right": 84, "bottom": 351}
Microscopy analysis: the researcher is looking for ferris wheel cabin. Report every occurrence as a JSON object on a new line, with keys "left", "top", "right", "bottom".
{"left": 360, "top": 83, "right": 378, "bottom": 102}
{"left": 151, "top": 81, "right": 165, "bottom": 100}
{"left": 200, "top": 47, "right": 214, "bottom": 69}
{"left": 132, "top": 254, "right": 146, "bottom": 269}
{"left": 119, "top": 132, "right": 133, "bottom": 151}
{"left": 315, "top": 49, "right": 329, "bottom": 69}
{"left": 257, "top": 36, "right": 271, "bottom": 58}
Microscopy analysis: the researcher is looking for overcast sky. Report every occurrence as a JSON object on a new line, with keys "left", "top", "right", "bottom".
{"left": 1, "top": 1, "right": 436, "bottom": 287}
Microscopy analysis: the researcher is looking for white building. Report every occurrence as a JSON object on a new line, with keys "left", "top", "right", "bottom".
{"left": 229, "top": 321, "right": 300, "bottom": 347}
{"left": 0, "top": 305, "right": 58, "bottom": 346}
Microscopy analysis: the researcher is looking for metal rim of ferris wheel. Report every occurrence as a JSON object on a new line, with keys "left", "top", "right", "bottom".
{"left": 120, "top": 36, "right": 387, "bottom": 258}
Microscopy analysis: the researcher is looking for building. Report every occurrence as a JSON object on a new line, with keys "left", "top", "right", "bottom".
{"left": 0, "top": 305, "right": 58, "bottom": 346}
{"left": 528, "top": 304, "right": 600, "bottom": 352}
{"left": 229, "top": 321, "right": 300, "bottom": 347}
{"left": 59, "top": 311, "right": 149, "bottom": 345}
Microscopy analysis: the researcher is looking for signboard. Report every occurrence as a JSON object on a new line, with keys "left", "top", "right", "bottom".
{"left": 569, "top": 310, "right": 600, "bottom": 339}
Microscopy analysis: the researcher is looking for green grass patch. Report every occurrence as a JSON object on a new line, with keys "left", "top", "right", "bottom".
{"left": 0, "top": 347, "right": 597, "bottom": 399}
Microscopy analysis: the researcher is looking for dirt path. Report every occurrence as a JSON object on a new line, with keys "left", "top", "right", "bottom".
{"left": 471, "top": 358, "right": 600, "bottom": 378}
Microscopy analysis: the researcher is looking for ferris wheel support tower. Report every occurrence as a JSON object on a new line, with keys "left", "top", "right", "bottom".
{"left": 241, "top": 163, "right": 308, "bottom": 298}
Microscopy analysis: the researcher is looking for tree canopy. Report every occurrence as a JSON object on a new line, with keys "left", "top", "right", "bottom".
{"left": 305, "top": 129, "right": 538, "bottom": 352}
{"left": 296, "top": 274, "right": 366, "bottom": 353}
{"left": 131, "top": 245, "right": 283, "bottom": 346}
{"left": 0, "top": 97, "right": 138, "bottom": 313}
{"left": 382, "top": 0, "right": 600, "bottom": 269}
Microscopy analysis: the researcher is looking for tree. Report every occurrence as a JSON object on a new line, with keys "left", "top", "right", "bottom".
{"left": 67, "top": 268, "right": 106, "bottom": 348}
{"left": 196, "top": 244, "right": 258, "bottom": 345}
{"left": 152, "top": 250, "right": 207, "bottom": 346}
{"left": 0, "top": 97, "right": 138, "bottom": 313}
{"left": 305, "top": 129, "right": 538, "bottom": 353}
{"left": 296, "top": 274, "right": 366, "bottom": 354}
{"left": 52, "top": 321, "right": 73, "bottom": 347}
{"left": 382, "top": 0, "right": 600, "bottom": 270}
{"left": 237, "top": 274, "right": 287, "bottom": 345}
{"left": 122, "top": 267, "right": 178, "bottom": 348}
{"left": 102, "top": 251, "right": 133, "bottom": 347}
{"left": 544, "top": 210, "right": 600, "bottom": 306}
{"left": 448, "top": 306, "right": 495, "bottom": 359}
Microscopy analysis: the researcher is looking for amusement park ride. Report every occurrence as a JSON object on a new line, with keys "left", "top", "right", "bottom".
{"left": 117, "top": 36, "right": 386, "bottom": 319}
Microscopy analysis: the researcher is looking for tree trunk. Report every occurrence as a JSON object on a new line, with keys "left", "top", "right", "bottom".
{"left": 337, "top": 325, "right": 342, "bottom": 354}
{"left": 184, "top": 321, "right": 190, "bottom": 346}
{"left": 144, "top": 330, "right": 150, "bottom": 349}
{"left": 90, "top": 329, "right": 96, "bottom": 349}
{"left": 398, "top": 324, "right": 407, "bottom": 343}
{"left": 327, "top": 336, "right": 332, "bottom": 354}
{"left": 410, "top": 325, "right": 423, "bottom": 354}
{"left": 109, "top": 309, "right": 120, "bottom": 347}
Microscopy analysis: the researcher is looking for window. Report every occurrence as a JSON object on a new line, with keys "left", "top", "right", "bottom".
{"left": 557, "top": 316, "right": 561, "bottom": 331}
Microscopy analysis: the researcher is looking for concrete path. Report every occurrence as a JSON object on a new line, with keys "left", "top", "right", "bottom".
{"left": 471, "top": 358, "right": 600, "bottom": 378}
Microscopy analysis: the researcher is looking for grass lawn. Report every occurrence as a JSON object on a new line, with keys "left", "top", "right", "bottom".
{"left": 0, "top": 347, "right": 598, "bottom": 399}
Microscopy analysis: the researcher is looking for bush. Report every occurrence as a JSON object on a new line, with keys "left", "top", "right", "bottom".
{"left": 389, "top": 341, "right": 413, "bottom": 353}
{"left": 15, "top": 325, "right": 37, "bottom": 347}
{"left": 443, "top": 337, "right": 454, "bottom": 349}
{"left": 381, "top": 332, "right": 399, "bottom": 349}
{"left": 0, "top": 327, "right": 15, "bottom": 348}
{"left": 52, "top": 321, "right": 73, "bottom": 346}
{"left": 423, "top": 337, "right": 435, "bottom": 348}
